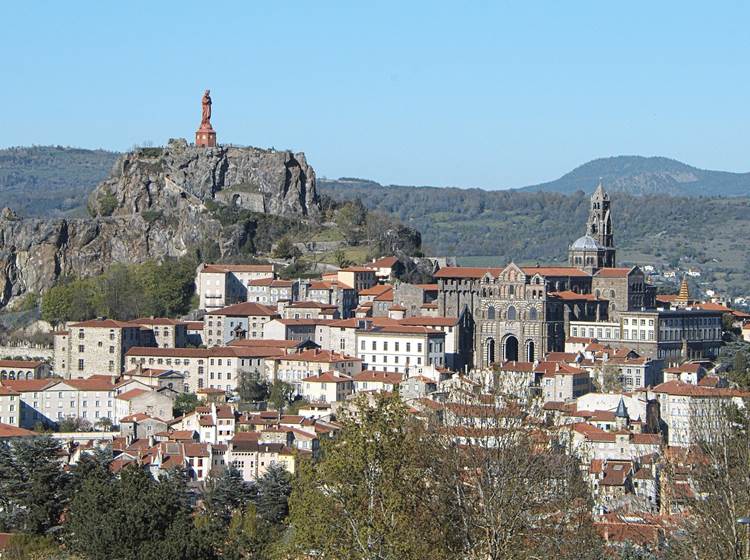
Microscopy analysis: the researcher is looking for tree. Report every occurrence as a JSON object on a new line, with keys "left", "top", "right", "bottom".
{"left": 285, "top": 394, "right": 457, "bottom": 559}
{"left": 268, "top": 380, "right": 294, "bottom": 415}
{"left": 663, "top": 401, "right": 750, "bottom": 559}
{"left": 66, "top": 464, "right": 216, "bottom": 560}
{"left": 272, "top": 236, "right": 302, "bottom": 260}
{"left": 333, "top": 248, "right": 352, "bottom": 268}
{"left": 173, "top": 392, "right": 200, "bottom": 417}
{"left": 237, "top": 371, "right": 270, "bottom": 403}
{"left": 254, "top": 463, "right": 292, "bottom": 525}
{"left": 600, "top": 364, "right": 624, "bottom": 393}
{"left": 0, "top": 436, "right": 68, "bottom": 534}
{"left": 428, "top": 392, "right": 602, "bottom": 560}
{"left": 202, "top": 466, "right": 255, "bottom": 524}
{"left": 335, "top": 200, "right": 367, "bottom": 245}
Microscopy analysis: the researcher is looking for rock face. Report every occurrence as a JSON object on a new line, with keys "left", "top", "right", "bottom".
{"left": 0, "top": 140, "right": 321, "bottom": 308}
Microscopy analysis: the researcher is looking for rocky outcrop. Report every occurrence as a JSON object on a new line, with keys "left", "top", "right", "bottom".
{"left": 0, "top": 140, "right": 322, "bottom": 308}
{"left": 88, "top": 139, "right": 319, "bottom": 219}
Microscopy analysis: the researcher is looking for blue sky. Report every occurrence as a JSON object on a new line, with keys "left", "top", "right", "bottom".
{"left": 2, "top": 1, "right": 748, "bottom": 188}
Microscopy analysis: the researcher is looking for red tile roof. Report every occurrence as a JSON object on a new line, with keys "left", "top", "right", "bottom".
{"left": 116, "top": 388, "right": 150, "bottom": 401}
{"left": 302, "top": 371, "right": 353, "bottom": 383}
{"left": 247, "top": 278, "right": 293, "bottom": 287}
{"left": 68, "top": 319, "right": 137, "bottom": 328}
{"left": 211, "top": 302, "right": 278, "bottom": 317}
{"left": 371, "top": 256, "right": 399, "bottom": 267}
{"left": 0, "top": 359, "right": 44, "bottom": 369}
{"left": 652, "top": 380, "right": 750, "bottom": 398}
{"left": 358, "top": 284, "right": 393, "bottom": 297}
{"left": 128, "top": 317, "right": 186, "bottom": 326}
{"left": 549, "top": 290, "right": 604, "bottom": 302}
{"left": 593, "top": 267, "right": 634, "bottom": 278}
{"left": 202, "top": 264, "right": 274, "bottom": 273}
{"left": 353, "top": 371, "right": 403, "bottom": 384}
{"left": 0, "top": 423, "right": 37, "bottom": 438}
{"left": 399, "top": 317, "right": 458, "bottom": 327}
{"left": 276, "top": 349, "right": 360, "bottom": 363}
{"left": 364, "top": 325, "right": 444, "bottom": 335}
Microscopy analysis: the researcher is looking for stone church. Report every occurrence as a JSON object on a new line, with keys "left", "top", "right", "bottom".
{"left": 435, "top": 184, "right": 655, "bottom": 368}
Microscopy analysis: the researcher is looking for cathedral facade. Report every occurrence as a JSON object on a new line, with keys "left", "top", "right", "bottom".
{"left": 436, "top": 184, "right": 655, "bottom": 369}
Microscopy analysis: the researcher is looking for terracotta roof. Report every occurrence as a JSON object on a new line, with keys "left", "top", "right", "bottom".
{"left": 388, "top": 304, "right": 406, "bottom": 311}
{"left": 371, "top": 256, "right": 399, "bottom": 267}
{"left": 302, "top": 371, "right": 353, "bottom": 383}
{"left": 121, "top": 412, "right": 163, "bottom": 423}
{"left": 399, "top": 317, "right": 458, "bottom": 327}
{"left": 183, "top": 442, "right": 210, "bottom": 457}
{"left": 652, "top": 380, "right": 750, "bottom": 398}
{"left": 698, "top": 375, "right": 722, "bottom": 387}
{"left": 0, "top": 359, "right": 44, "bottom": 369}
{"left": 0, "top": 386, "right": 20, "bottom": 396}
{"left": 363, "top": 325, "right": 444, "bottom": 335}
{"left": 373, "top": 288, "right": 394, "bottom": 302}
{"left": 0, "top": 422, "right": 37, "bottom": 438}
{"left": 353, "top": 370, "right": 403, "bottom": 384}
{"left": 601, "top": 461, "right": 634, "bottom": 486}
{"left": 116, "top": 388, "right": 150, "bottom": 401}
{"left": 358, "top": 284, "right": 393, "bottom": 297}
{"left": 340, "top": 266, "right": 375, "bottom": 272}
{"left": 126, "top": 346, "right": 208, "bottom": 358}
{"left": 211, "top": 302, "right": 278, "bottom": 317}
{"left": 185, "top": 321, "right": 204, "bottom": 330}
{"left": 227, "top": 339, "right": 301, "bottom": 348}
{"left": 520, "top": 266, "right": 591, "bottom": 277}
{"left": 128, "top": 317, "right": 186, "bottom": 326}
{"left": 273, "top": 318, "right": 334, "bottom": 326}
{"left": 545, "top": 351, "right": 580, "bottom": 362}
{"left": 202, "top": 264, "right": 274, "bottom": 273}
{"left": 0, "top": 379, "right": 58, "bottom": 392}
{"left": 664, "top": 363, "right": 703, "bottom": 374}
{"left": 549, "top": 290, "right": 604, "bottom": 302}
{"left": 277, "top": 349, "right": 360, "bottom": 363}
{"left": 287, "top": 301, "right": 338, "bottom": 310}
{"left": 68, "top": 319, "right": 137, "bottom": 328}
{"left": 593, "top": 267, "right": 634, "bottom": 278}
{"left": 247, "top": 278, "right": 293, "bottom": 287}
{"left": 415, "top": 283, "right": 439, "bottom": 291}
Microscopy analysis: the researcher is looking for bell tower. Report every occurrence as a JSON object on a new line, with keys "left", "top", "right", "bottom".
{"left": 588, "top": 182, "right": 615, "bottom": 267}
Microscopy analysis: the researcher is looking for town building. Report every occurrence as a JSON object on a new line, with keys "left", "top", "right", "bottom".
{"left": 196, "top": 263, "right": 276, "bottom": 312}
{"left": 54, "top": 319, "right": 142, "bottom": 379}
{"left": 203, "top": 302, "right": 279, "bottom": 346}
{"left": 0, "top": 359, "right": 50, "bottom": 380}
{"left": 128, "top": 318, "right": 188, "bottom": 348}
{"left": 356, "top": 325, "right": 446, "bottom": 375}
{"left": 247, "top": 278, "right": 298, "bottom": 305}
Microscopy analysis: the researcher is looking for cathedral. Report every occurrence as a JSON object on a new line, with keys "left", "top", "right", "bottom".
{"left": 435, "top": 184, "right": 656, "bottom": 369}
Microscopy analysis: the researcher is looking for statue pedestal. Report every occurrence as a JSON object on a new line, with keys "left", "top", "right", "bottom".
{"left": 195, "top": 126, "right": 216, "bottom": 147}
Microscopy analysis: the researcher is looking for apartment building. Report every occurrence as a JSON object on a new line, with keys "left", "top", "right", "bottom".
{"left": 337, "top": 266, "right": 377, "bottom": 292}
{"left": 356, "top": 325, "right": 446, "bottom": 375}
{"left": 267, "top": 349, "right": 362, "bottom": 395}
{"left": 54, "top": 319, "right": 142, "bottom": 379}
{"left": 196, "top": 263, "right": 276, "bottom": 312}
{"left": 303, "top": 279, "right": 358, "bottom": 319}
{"left": 301, "top": 371, "right": 355, "bottom": 403}
{"left": 2, "top": 376, "right": 116, "bottom": 429}
{"left": 204, "top": 302, "right": 279, "bottom": 346}
{"left": 247, "top": 278, "right": 298, "bottom": 305}
{"left": 125, "top": 345, "right": 286, "bottom": 393}
{"left": 128, "top": 318, "right": 188, "bottom": 348}
{"left": 0, "top": 385, "right": 20, "bottom": 426}
{"left": 283, "top": 301, "right": 338, "bottom": 320}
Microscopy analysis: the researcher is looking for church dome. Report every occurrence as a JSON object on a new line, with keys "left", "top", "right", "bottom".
{"left": 570, "top": 235, "right": 603, "bottom": 251}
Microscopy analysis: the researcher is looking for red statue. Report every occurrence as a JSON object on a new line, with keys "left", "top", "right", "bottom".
{"left": 200, "top": 89, "right": 212, "bottom": 129}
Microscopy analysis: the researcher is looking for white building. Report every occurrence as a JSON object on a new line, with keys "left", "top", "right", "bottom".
{"left": 196, "top": 263, "right": 276, "bottom": 312}
{"left": 356, "top": 325, "right": 446, "bottom": 375}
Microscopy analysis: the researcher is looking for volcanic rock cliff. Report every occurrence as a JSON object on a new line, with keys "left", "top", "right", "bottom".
{"left": 0, "top": 139, "right": 321, "bottom": 307}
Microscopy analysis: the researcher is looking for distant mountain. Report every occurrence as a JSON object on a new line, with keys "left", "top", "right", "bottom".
{"left": 0, "top": 146, "right": 119, "bottom": 217}
{"left": 517, "top": 155, "right": 750, "bottom": 197}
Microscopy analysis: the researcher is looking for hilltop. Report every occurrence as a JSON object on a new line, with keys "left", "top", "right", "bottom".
{"left": 517, "top": 155, "right": 750, "bottom": 196}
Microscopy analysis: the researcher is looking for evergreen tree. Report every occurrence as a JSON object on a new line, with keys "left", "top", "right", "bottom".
{"left": 0, "top": 436, "right": 68, "bottom": 534}
{"left": 203, "top": 466, "right": 256, "bottom": 524}
{"left": 254, "top": 463, "right": 292, "bottom": 525}
{"left": 237, "top": 372, "right": 270, "bottom": 403}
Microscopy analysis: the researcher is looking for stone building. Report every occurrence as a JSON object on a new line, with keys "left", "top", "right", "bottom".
{"left": 54, "top": 320, "right": 142, "bottom": 379}
{"left": 435, "top": 185, "right": 662, "bottom": 369}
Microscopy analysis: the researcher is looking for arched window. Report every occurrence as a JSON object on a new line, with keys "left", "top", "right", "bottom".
{"left": 507, "top": 306, "right": 517, "bottom": 320}
{"left": 529, "top": 308, "right": 538, "bottom": 321}
{"left": 509, "top": 285, "right": 515, "bottom": 296}
{"left": 610, "top": 289, "right": 616, "bottom": 299}
{"left": 487, "top": 306, "right": 495, "bottom": 320}
{"left": 595, "top": 289, "right": 601, "bottom": 298}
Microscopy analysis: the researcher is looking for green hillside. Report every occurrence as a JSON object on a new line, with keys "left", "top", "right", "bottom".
{"left": 319, "top": 180, "right": 750, "bottom": 297}
{"left": 0, "top": 146, "right": 119, "bottom": 217}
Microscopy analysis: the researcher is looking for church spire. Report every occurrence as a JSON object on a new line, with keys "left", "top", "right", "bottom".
{"left": 676, "top": 275, "right": 691, "bottom": 307}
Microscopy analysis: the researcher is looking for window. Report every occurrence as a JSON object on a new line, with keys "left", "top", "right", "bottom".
{"left": 372, "top": 341, "right": 377, "bottom": 351}
{"left": 507, "top": 306, "right": 517, "bottom": 320}
{"left": 487, "top": 306, "right": 496, "bottom": 320}
{"left": 78, "top": 345, "right": 85, "bottom": 353}
{"left": 78, "top": 359, "right": 84, "bottom": 371}
{"left": 406, "top": 342, "right": 411, "bottom": 352}
{"left": 417, "top": 343, "right": 423, "bottom": 353}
